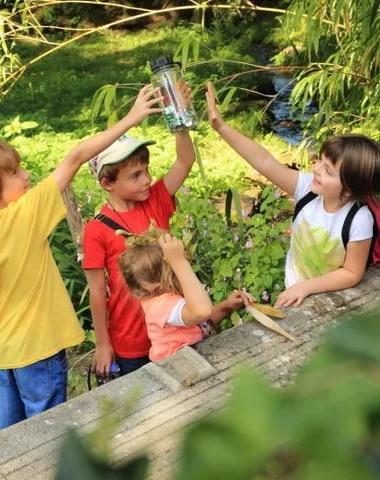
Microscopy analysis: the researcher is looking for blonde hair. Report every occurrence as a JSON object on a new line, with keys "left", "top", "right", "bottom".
{"left": 0, "top": 141, "right": 20, "bottom": 196}
{"left": 120, "top": 239, "right": 183, "bottom": 300}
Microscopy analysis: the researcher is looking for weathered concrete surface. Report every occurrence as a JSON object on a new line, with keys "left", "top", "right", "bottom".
{"left": 0, "top": 265, "right": 379, "bottom": 480}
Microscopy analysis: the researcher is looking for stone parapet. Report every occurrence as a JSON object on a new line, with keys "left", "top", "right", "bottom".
{"left": 1, "top": 265, "right": 379, "bottom": 479}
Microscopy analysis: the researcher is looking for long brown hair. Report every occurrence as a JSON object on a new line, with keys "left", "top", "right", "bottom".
{"left": 119, "top": 240, "right": 183, "bottom": 300}
{"left": 320, "top": 134, "right": 380, "bottom": 202}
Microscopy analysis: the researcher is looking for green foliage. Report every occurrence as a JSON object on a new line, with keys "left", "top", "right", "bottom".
{"left": 282, "top": 0, "right": 380, "bottom": 138}
{"left": 57, "top": 306, "right": 380, "bottom": 479}
{"left": 171, "top": 185, "right": 291, "bottom": 319}
{"left": 1, "top": 116, "right": 38, "bottom": 139}
{"left": 58, "top": 429, "right": 149, "bottom": 480}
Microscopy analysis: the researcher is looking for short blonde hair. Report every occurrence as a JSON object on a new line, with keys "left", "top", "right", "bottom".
{"left": 119, "top": 239, "right": 183, "bottom": 300}
{"left": 0, "top": 141, "right": 21, "bottom": 196}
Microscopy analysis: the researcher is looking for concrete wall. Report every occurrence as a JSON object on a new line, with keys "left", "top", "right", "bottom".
{"left": 1, "top": 265, "right": 379, "bottom": 480}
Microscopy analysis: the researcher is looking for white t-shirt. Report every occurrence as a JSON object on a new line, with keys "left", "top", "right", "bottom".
{"left": 285, "top": 172, "right": 374, "bottom": 287}
{"left": 166, "top": 298, "right": 186, "bottom": 326}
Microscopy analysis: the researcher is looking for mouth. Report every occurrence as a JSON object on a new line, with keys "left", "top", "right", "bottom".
{"left": 140, "top": 189, "right": 150, "bottom": 195}
{"left": 25, "top": 183, "right": 31, "bottom": 190}
{"left": 312, "top": 176, "right": 321, "bottom": 186}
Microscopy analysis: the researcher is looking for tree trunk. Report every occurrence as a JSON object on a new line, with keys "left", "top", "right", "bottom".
{"left": 62, "top": 184, "right": 84, "bottom": 260}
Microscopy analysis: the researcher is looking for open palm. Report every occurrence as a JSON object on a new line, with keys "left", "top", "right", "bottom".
{"left": 206, "top": 81, "right": 223, "bottom": 131}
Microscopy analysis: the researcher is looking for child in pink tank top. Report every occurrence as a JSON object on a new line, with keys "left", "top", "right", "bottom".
{"left": 119, "top": 233, "right": 252, "bottom": 361}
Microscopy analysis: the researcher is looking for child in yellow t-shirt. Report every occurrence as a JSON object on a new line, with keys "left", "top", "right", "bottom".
{"left": 0, "top": 86, "right": 163, "bottom": 430}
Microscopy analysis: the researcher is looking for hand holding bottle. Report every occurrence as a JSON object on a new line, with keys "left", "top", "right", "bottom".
{"left": 127, "top": 85, "right": 163, "bottom": 126}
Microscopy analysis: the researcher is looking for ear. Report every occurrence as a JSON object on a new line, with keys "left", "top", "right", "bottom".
{"left": 340, "top": 188, "right": 353, "bottom": 200}
{"left": 99, "top": 177, "right": 114, "bottom": 192}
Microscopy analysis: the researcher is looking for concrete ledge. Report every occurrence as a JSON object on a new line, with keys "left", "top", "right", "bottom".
{"left": 150, "top": 346, "right": 218, "bottom": 391}
{"left": 0, "top": 265, "right": 379, "bottom": 480}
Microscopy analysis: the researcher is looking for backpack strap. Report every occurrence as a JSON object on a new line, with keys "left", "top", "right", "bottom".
{"left": 293, "top": 191, "right": 317, "bottom": 222}
{"left": 94, "top": 214, "right": 129, "bottom": 238}
{"left": 367, "top": 207, "right": 377, "bottom": 266}
{"left": 341, "top": 203, "right": 361, "bottom": 249}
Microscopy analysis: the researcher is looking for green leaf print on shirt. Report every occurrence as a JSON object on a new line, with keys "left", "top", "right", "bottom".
{"left": 292, "top": 220, "right": 346, "bottom": 280}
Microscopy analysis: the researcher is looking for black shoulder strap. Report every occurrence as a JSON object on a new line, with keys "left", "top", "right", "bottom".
{"left": 366, "top": 207, "right": 377, "bottom": 266}
{"left": 94, "top": 214, "right": 129, "bottom": 238}
{"left": 341, "top": 203, "right": 361, "bottom": 249}
{"left": 293, "top": 191, "right": 317, "bottom": 222}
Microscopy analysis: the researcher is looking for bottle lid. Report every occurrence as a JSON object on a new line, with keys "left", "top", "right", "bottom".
{"left": 150, "top": 56, "right": 180, "bottom": 73}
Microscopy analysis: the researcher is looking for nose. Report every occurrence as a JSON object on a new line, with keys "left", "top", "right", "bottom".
{"left": 143, "top": 171, "right": 151, "bottom": 185}
{"left": 22, "top": 168, "right": 30, "bottom": 180}
{"left": 313, "top": 161, "right": 321, "bottom": 174}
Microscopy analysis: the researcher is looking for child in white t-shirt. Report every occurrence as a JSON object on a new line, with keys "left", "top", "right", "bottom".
{"left": 206, "top": 81, "right": 380, "bottom": 307}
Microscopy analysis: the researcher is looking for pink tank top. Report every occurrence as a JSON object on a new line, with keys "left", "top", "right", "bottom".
{"left": 141, "top": 293, "right": 203, "bottom": 362}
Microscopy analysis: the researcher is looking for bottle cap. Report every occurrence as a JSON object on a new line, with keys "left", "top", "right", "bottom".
{"left": 150, "top": 56, "right": 180, "bottom": 73}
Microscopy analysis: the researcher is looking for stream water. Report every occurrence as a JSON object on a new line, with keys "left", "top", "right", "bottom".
{"left": 268, "top": 74, "right": 318, "bottom": 145}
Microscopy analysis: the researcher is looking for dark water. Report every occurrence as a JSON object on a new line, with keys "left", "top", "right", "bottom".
{"left": 269, "top": 74, "right": 318, "bottom": 145}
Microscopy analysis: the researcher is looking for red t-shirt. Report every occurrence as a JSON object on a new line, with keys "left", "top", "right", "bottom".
{"left": 82, "top": 179, "right": 176, "bottom": 358}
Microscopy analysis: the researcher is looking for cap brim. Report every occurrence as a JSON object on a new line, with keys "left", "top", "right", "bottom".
{"left": 96, "top": 139, "right": 156, "bottom": 179}
{"left": 104, "top": 140, "right": 156, "bottom": 167}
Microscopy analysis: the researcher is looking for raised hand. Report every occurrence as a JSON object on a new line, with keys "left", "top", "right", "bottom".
{"left": 158, "top": 233, "right": 186, "bottom": 265}
{"left": 179, "top": 80, "right": 193, "bottom": 108}
{"left": 206, "top": 81, "right": 224, "bottom": 131}
{"left": 128, "top": 84, "right": 164, "bottom": 126}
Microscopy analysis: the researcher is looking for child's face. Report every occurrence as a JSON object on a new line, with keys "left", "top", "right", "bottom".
{"left": 108, "top": 161, "right": 152, "bottom": 202}
{"left": 0, "top": 165, "right": 31, "bottom": 207}
{"left": 311, "top": 154, "right": 344, "bottom": 200}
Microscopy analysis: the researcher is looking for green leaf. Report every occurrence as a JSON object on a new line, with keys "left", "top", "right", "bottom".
{"left": 20, "top": 121, "right": 38, "bottom": 129}
{"left": 192, "top": 37, "right": 200, "bottom": 62}
{"left": 219, "top": 262, "right": 233, "bottom": 277}
{"left": 181, "top": 36, "right": 190, "bottom": 71}
{"left": 57, "top": 429, "right": 149, "bottom": 480}
{"left": 104, "top": 85, "right": 117, "bottom": 115}
{"left": 221, "top": 87, "right": 237, "bottom": 110}
{"left": 193, "top": 135, "right": 208, "bottom": 184}
{"left": 91, "top": 85, "right": 110, "bottom": 124}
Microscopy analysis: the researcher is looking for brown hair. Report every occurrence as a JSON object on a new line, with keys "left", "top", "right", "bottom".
{"left": 99, "top": 146, "right": 150, "bottom": 182}
{"left": 320, "top": 134, "right": 380, "bottom": 202}
{"left": 0, "top": 141, "right": 21, "bottom": 196}
{"left": 119, "top": 239, "right": 183, "bottom": 300}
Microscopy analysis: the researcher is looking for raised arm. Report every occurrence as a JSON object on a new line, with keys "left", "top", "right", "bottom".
{"left": 53, "top": 85, "right": 163, "bottom": 192}
{"left": 164, "top": 82, "right": 196, "bottom": 196}
{"left": 206, "top": 81, "right": 298, "bottom": 197}
{"left": 158, "top": 234, "right": 213, "bottom": 325}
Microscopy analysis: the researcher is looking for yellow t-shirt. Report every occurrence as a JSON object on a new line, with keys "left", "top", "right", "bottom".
{"left": 0, "top": 175, "right": 85, "bottom": 368}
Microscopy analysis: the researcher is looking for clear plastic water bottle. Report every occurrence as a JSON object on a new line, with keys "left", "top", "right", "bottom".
{"left": 150, "top": 56, "right": 198, "bottom": 132}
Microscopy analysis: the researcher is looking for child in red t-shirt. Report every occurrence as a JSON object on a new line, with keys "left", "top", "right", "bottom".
{"left": 82, "top": 84, "right": 196, "bottom": 377}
